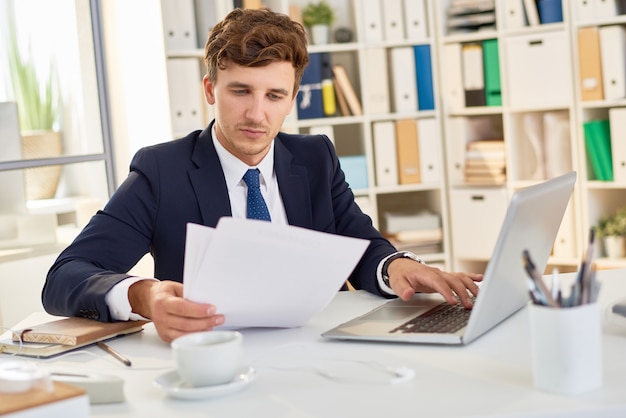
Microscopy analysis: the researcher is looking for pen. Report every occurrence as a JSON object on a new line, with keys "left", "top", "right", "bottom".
{"left": 522, "top": 249, "right": 559, "bottom": 307}
{"left": 97, "top": 341, "right": 132, "bottom": 367}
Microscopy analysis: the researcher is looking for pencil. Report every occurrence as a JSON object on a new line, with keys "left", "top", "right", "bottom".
{"left": 97, "top": 341, "right": 132, "bottom": 367}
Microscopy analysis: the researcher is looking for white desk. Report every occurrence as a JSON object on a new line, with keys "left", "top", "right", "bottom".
{"left": 6, "top": 269, "right": 626, "bottom": 417}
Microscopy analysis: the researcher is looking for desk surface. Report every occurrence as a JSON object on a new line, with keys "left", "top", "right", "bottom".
{"left": 4, "top": 269, "right": 626, "bottom": 418}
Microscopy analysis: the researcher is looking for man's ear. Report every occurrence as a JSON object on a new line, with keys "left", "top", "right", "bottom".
{"left": 203, "top": 75, "right": 216, "bottom": 105}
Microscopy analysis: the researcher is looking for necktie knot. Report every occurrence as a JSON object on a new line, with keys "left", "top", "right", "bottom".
{"left": 242, "top": 169, "right": 271, "bottom": 221}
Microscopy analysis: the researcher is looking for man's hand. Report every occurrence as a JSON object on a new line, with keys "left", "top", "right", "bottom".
{"left": 387, "top": 258, "right": 483, "bottom": 308}
{"left": 128, "top": 280, "right": 224, "bottom": 342}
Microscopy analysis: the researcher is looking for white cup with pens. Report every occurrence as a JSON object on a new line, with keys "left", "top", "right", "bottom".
{"left": 523, "top": 228, "right": 603, "bottom": 395}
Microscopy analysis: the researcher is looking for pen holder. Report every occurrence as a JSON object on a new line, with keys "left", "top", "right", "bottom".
{"left": 529, "top": 303, "right": 602, "bottom": 395}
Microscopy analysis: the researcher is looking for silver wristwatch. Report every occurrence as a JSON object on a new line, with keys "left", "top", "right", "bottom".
{"left": 381, "top": 251, "right": 424, "bottom": 288}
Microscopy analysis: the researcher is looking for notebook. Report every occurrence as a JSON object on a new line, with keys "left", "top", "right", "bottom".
{"left": 322, "top": 171, "right": 576, "bottom": 345}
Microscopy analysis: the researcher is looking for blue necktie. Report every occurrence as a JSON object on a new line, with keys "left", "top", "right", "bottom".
{"left": 242, "top": 169, "right": 271, "bottom": 221}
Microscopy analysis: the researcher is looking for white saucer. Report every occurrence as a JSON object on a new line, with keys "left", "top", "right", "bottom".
{"left": 153, "top": 367, "right": 255, "bottom": 400}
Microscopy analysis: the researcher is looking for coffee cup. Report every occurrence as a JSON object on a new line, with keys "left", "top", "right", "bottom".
{"left": 171, "top": 330, "right": 243, "bottom": 387}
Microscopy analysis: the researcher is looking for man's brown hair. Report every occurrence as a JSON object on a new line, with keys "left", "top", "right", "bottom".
{"left": 204, "top": 8, "right": 310, "bottom": 96}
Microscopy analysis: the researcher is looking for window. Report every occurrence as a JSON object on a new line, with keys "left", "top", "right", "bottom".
{"left": 0, "top": 0, "right": 115, "bottom": 259}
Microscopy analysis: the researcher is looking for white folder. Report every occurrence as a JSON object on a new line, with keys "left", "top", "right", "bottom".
{"left": 443, "top": 43, "right": 465, "bottom": 110}
{"left": 389, "top": 47, "right": 418, "bottom": 113}
{"left": 417, "top": 118, "right": 441, "bottom": 184}
{"left": 166, "top": 58, "right": 205, "bottom": 135}
{"left": 160, "top": 0, "right": 198, "bottom": 51}
{"left": 610, "top": 107, "right": 626, "bottom": 183}
{"left": 503, "top": 0, "right": 527, "bottom": 29}
{"left": 403, "top": 0, "right": 428, "bottom": 41}
{"left": 574, "top": 0, "right": 597, "bottom": 23}
{"left": 363, "top": 48, "right": 390, "bottom": 115}
{"left": 382, "top": 0, "right": 405, "bottom": 42}
{"left": 594, "top": 0, "right": 619, "bottom": 19}
{"left": 372, "top": 121, "right": 399, "bottom": 187}
{"left": 599, "top": 25, "right": 626, "bottom": 100}
{"left": 444, "top": 117, "right": 467, "bottom": 185}
{"left": 360, "top": 0, "right": 384, "bottom": 42}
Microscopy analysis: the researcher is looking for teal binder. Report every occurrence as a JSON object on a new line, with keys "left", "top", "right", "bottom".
{"left": 482, "top": 39, "right": 501, "bottom": 107}
{"left": 583, "top": 120, "right": 613, "bottom": 181}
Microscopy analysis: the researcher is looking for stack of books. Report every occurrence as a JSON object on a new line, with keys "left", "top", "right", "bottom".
{"left": 383, "top": 210, "right": 443, "bottom": 254}
{"left": 446, "top": 0, "right": 496, "bottom": 34}
{"left": 464, "top": 140, "right": 506, "bottom": 185}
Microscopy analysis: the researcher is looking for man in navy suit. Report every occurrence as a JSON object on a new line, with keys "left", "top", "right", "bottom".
{"left": 43, "top": 8, "right": 481, "bottom": 342}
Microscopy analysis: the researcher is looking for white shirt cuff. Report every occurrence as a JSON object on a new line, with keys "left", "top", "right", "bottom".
{"left": 105, "top": 276, "right": 156, "bottom": 321}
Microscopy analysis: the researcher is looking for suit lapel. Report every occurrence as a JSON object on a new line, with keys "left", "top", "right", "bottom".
{"left": 274, "top": 137, "right": 312, "bottom": 229}
{"left": 188, "top": 126, "right": 232, "bottom": 227}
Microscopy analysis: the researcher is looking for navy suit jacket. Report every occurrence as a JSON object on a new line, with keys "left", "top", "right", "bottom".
{"left": 42, "top": 123, "right": 397, "bottom": 321}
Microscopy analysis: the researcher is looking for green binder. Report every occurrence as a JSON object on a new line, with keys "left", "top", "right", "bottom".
{"left": 482, "top": 39, "right": 502, "bottom": 107}
{"left": 583, "top": 120, "right": 613, "bottom": 181}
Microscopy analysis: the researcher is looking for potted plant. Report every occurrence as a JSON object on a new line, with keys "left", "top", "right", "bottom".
{"left": 596, "top": 207, "right": 626, "bottom": 258}
{"left": 6, "top": 17, "right": 63, "bottom": 200}
{"left": 301, "top": 1, "right": 335, "bottom": 45}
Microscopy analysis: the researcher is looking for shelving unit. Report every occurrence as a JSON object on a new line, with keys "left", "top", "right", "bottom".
{"left": 157, "top": 0, "right": 626, "bottom": 274}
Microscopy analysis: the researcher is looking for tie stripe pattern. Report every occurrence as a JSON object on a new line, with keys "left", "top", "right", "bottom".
{"left": 242, "top": 168, "right": 271, "bottom": 221}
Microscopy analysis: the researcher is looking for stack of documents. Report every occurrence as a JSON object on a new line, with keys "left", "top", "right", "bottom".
{"left": 183, "top": 218, "right": 369, "bottom": 329}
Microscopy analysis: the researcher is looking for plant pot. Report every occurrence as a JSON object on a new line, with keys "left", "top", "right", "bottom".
{"left": 603, "top": 235, "right": 625, "bottom": 259}
{"left": 21, "top": 130, "right": 63, "bottom": 200}
{"left": 310, "top": 24, "right": 330, "bottom": 45}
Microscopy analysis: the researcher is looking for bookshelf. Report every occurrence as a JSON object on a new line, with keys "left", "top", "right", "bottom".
{"left": 434, "top": 0, "right": 585, "bottom": 273}
{"left": 157, "top": 0, "right": 626, "bottom": 273}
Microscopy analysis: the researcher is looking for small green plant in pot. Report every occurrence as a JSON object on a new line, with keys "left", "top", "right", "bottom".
{"left": 301, "top": 1, "right": 335, "bottom": 44}
{"left": 597, "top": 207, "right": 626, "bottom": 258}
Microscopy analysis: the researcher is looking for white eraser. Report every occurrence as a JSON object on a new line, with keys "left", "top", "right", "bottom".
{"left": 51, "top": 371, "right": 125, "bottom": 404}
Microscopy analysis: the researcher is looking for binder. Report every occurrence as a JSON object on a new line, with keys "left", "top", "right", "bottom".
{"left": 166, "top": 58, "right": 205, "bottom": 134}
{"left": 403, "top": 0, "right": 428, "bottom": 41}
{"left": 577, "top": 27, "right": 605, "bottom": 101}
{"left": 523, "top": 0, "right": 540, "bottom": 25}
{"left": 372, "top": 121, "right": 399, "bottom": 186}
{"left": 537, "top": 0, "right": 563, "bottom": 23}
{"left": 296, "top": 52, "right": 324, "bottom": 119}
{"left": 364, "top": 48, "right": 390, "bottom": 115}
{"left": 574, "top": 0, "right": 596, "bottom": 23}
{"left": 482, "top": 39, "right": 502, "bottom": 106}
{"left": 413, "top": 45, "right": 435, "bottom": 111}
{"left": 609, "top": 108, "right": 626, "bottom": 183}
{"left": 360, "top": 0, "right": 384, "bottom": 42}
{"left": 382, "top": 0, "right": 405, "bottom": 42}
{"left": 320, "top": 53, "right": 336, "bottom": 116}
{"left": 543, "top": 111, "right": 572, "bottom": 178}
{"left": 444, "top": 117, "right": 467, "bottom": 184}
{"left": 395, "top": 119, "right": 421, "bottom": 184}
{"left": 583, "top": 119, "right": 613, "bottom": 181}
{"left": 503, "top": 0, "right": 527, "bottom": 29}
{"left": 594, "top": 0, "right": 620, "bottom": 19}
{"left": 417, "top": 118, "right": 441, "bottom": 184}
{"left": 461, "top": 43, "right": 486, "bottom": 107}
{"left": 160, "top": 0, "right": 198, "bottom": 51}
{"left": 599, "top": 25, "right": 626, "bottom": 100}
{"left": 332, "top": 65, "right": 363, "bottom": 116}
{"left": 390, "top": 47, "right": 418, "bottom": 112}
{"left": 338, "top": 155, "right": 368, "bottom": 189}
{"left": 444, "top": 43, "right": 465, "bottom": 110}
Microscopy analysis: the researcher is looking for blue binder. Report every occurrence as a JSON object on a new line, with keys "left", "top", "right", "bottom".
{"left": 537, "top": 0, "right": 563, "bottom": 24}
{"left": 413, "top": 45, "right": 435, "bottom": 111}
{"left": 296, "top": 53, "right": 324, "bottom": 119}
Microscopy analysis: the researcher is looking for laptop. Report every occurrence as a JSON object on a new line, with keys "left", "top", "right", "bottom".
{"left": 322, "top": 171, "right": 577, "bottom": 345}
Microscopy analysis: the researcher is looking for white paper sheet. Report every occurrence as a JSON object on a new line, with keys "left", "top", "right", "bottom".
{"left": 183, "top": 218, "right": 370, "bottom": 328}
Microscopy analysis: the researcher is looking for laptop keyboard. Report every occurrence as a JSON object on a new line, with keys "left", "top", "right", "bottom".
{"left": 390, "top": 300, "right": 473, "bottom": 334}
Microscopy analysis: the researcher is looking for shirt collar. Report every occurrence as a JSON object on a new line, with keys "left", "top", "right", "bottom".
{"left": 211, "top": 125, "right": 275, "bottom": 190}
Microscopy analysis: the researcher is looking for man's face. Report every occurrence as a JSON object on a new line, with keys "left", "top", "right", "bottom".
{"left": 203, "top": 61, "right": 297, "bottom": 166}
